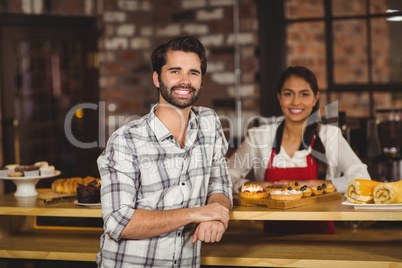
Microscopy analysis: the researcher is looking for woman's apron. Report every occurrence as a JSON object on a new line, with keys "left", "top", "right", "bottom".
{"left": 263, "top": 135, "right": 336, "bottom": 234}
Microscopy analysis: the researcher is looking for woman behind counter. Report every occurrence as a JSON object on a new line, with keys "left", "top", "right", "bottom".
{"left": 228, "top": 66, "right": 371, "bottom": 233}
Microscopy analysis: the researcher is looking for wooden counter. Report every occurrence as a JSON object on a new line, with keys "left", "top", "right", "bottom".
{"left": 0, "top": 193, "right": 401, "bottom": 267}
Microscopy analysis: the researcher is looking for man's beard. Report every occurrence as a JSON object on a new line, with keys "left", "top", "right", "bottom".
{"left": 159, "top": 80, "right": 201, "bottom": 109}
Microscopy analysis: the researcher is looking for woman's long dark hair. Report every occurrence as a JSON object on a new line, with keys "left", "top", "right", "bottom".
{"left": 277, "top": 66, "right": 327, "bottom": 180}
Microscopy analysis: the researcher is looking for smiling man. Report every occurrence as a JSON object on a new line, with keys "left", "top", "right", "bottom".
{"left": 96, "top": 36, "right": 233, "bottom": 268}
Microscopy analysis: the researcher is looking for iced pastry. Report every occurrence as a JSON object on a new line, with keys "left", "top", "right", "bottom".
{"left": 239, "top": 183, "right": 269, "bottom": 199}
{"left": 270, "top": 189, "right": 302, "bottom": 201}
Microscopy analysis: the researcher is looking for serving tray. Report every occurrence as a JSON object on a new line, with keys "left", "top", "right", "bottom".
{"left": 234, "top": 192, "right": 342, "bottom": 209}
{"left": 37, "top": 188, "right": 74, "bottom": 200}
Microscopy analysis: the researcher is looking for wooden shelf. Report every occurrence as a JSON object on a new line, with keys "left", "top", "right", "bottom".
{"left": 0, "top": 194, "right": 101, "bottom": 218}
{"left": 201, "top": 229, "right": 402, "bottom": 267}
{"left": 1, "top": 227, "right": 401, "bottom": 267}
{"left": 1, "top": 192, "right": 402, "bottom": 266}
{"left": 0, "top": 229, "right": 101, "bottom": 262}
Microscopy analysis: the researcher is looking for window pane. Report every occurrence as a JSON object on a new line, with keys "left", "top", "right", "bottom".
{"left": 325, "top": 92, "right": 399, "bottom": 118}
{"left": 330, "top": 92, "right": 371, "bottom": 117}
{"left": 371, "top": 18, "right": 402, "bottom": 83}
{"left": 286, "top": 22, "right": 327, "bottom": 89}
{"left": 333, "top": 19, "right": 368, "bottom": 84}
{"left": 371, "top": 0, "right": 402, "bottom": 14}
{"left": 285, "top": 0, "right": 324, "bottom": 19}
{"left": 391, "top": 92, "right": 402, "bottom": 107}
{"left": 332, "top": 0, "right": 367, "bottom": 17}
{"left": 374, "top": 92, "right": 396, "bottom": 110}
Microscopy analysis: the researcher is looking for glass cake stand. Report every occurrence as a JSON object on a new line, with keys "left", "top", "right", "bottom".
{"left": 0, "top": 170, "right": 61, "bottom": 197}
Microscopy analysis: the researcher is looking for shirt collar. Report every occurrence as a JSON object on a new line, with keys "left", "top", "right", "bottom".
{"left": 147, "top": 103, "right": 198, "bottom": 143}
{"left": 273, "top": 120, "right": 315, "bottom": 154}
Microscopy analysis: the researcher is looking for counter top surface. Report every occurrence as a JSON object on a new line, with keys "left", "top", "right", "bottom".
{"left": 1, "top": 192, "right": 402, "bottom": 220}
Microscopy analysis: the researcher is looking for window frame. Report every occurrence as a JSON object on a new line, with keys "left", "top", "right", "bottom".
{"left": 256, "top": 0, "right": 402, "bottom": 117}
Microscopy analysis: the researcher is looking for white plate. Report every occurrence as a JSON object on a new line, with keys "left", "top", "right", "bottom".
{"left": 74, "top": 200, "right": 101, "bottom": 208}
{"left": 0, "top": 170, "right": 61, "bottom": 180}
{"left": 342, "top": 201, "right": 402, "bottom": 210}
{"left": 0, "top": 170, "right": 61, "bottom": 197}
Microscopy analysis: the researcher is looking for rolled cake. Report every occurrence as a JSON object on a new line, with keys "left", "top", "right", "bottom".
{"left": 374, "top": 180, "right": 402, "bottom": 204}
{"left": 346, "top": 179, "right": 381, "bottom": 204}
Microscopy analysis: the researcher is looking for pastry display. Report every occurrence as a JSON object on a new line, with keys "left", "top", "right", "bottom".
{"left": 77, "top": 180, "right": 101, "bottom": 203}
{"left": 346, "top": 179, "right": 381, "bottom": 204}
{"left": 300, "top": 185, "right": 312, "bottom": 197}
{"left": 3, "top": 162, "right": 56, "bottom": 177}
{"left": 311, "top": 186, "right": 323, "bottom": 196}
{"left": 373, "top": 180, "right": 402, "bottom": 204}
{"left": 270, "top": 189, "right": 302, "bottom": 201}
{"left": 52, "top": 176, "right": 100, "bottom": 194}
{"left": 239, "top": 183, "right": 269, "bottom": 199}
{"left": 0, "top": 167, "right": 10, "bottom": 177}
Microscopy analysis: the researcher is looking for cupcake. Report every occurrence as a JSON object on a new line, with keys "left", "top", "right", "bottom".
{"left": 77, "top": 180, "right": 101, "bottom": 203}
{"left": 40, "top": 165, "right": 55, "bottom": 176}
{"left": 0, "top": 167, "right": 10, "bottom": 177}
{"left": 5, "top": 164, "right": 19, "bottom": 171}
{"left": 16, "top": 165, "right": 40, "bottom": 177}
{"left": 34, "top": 161, "right": 49, "bottom": 168}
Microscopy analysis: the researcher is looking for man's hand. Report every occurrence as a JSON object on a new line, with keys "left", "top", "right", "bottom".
{"left": 191, "top": 221, "right": 226, "bottom": 244}
{"left": 193, "top": 202, "right": 229, "bottom": 229}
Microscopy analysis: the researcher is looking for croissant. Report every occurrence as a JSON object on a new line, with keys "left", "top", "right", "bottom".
{"left": 52, "top": 176, "right": 100, "bottom": 194}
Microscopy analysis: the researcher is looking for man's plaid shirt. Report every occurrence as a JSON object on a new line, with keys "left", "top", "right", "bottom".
{"left": 96, "top": 105, "right": 233, "bottom": 267}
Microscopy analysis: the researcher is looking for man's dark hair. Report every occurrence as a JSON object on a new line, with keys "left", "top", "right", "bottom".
{"left": 151, "top": 36, "right": 207, "bottom": 78}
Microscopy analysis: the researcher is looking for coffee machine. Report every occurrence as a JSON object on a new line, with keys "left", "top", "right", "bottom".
{"left": 370, "top": 109, "right": 402, "bottom": 182}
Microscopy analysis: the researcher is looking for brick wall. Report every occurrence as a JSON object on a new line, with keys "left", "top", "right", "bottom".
{"left": 0, "top": 0, "right": 260, "bottom": 165}
{"left": 99, "top": 0, "right": 260, "bottom": 141}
